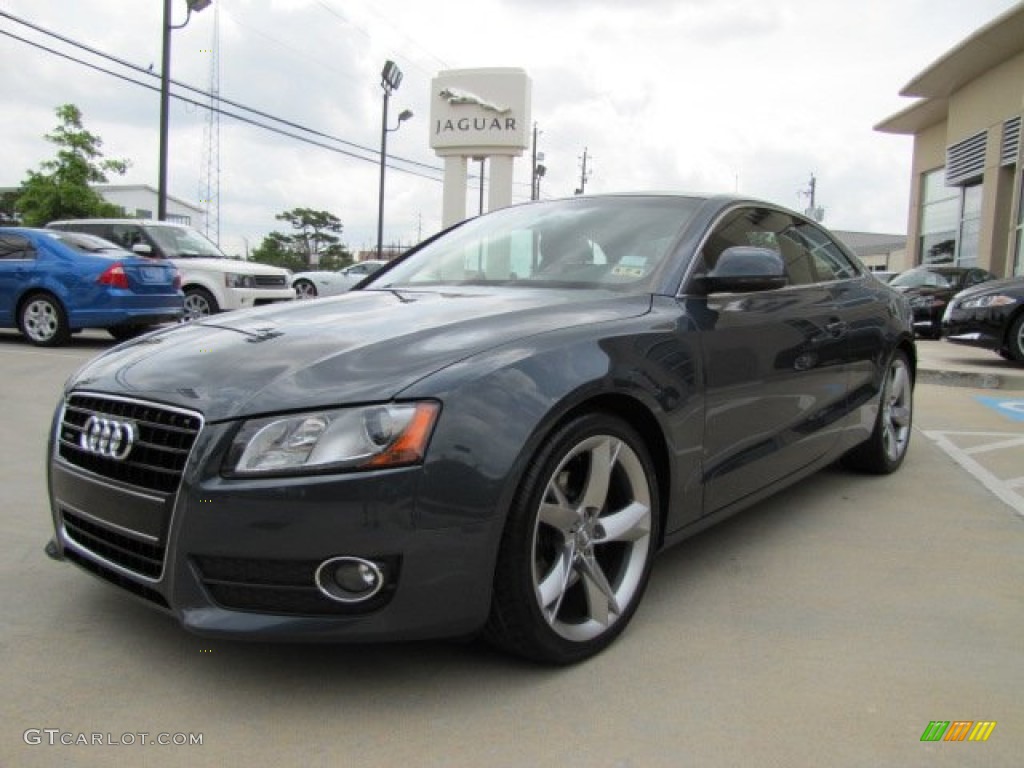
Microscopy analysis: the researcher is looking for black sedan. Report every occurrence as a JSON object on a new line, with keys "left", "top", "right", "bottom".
{"left": 942, "top": 276, "right": 1024, "bottom": 362}
{"left": 45, "top": 194, "right": 916, "bottom": 664}
{"left": 889, "top": 265, "right": 996, "bottom": 338}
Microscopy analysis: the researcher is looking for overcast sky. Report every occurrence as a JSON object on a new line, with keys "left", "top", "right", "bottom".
{"left": 0, "top": 0, "right": 1019, "bottom": 257}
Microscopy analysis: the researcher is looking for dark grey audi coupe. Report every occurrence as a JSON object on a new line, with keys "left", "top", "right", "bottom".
{"left": 45, "top": 194, "right": 916, "bottom": 664}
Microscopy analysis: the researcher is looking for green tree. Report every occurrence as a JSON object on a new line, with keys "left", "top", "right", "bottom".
{"left": 0, "top": 190, "right": 20, "bottom": 224}
{"left": 251, "top": 232, "right": 307, "bottom": 272}
{"left": 15, "top": 104, "right": 130, "bottom": 226}
{"left": 252, "top": 207, "right": 352, "bottom": 269}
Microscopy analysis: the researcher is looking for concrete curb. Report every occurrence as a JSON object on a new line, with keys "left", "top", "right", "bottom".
{"left": 917, "top": 368, "right": 1021, "bottom": 390}
{"left": 916, "top": 340, "right": 1024, "bottom": 390}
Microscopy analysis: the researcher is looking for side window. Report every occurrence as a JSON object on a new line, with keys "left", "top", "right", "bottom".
{"left": 109, "top": 225, "right": 143, "bottom": 249}
{"left": 701, "top": 207, "right": 781, "bottom": 268}
{"left": 701, "top": 206, "right": 817, "bottom": 285}
{"left": 0, "top": 235, "right": 36, "bottom": 260}
{"left": 790, "top": 222, "right": 860, "bottom": 282}
{"left": 67, "top": 223, "right": 112, "bottom": 243}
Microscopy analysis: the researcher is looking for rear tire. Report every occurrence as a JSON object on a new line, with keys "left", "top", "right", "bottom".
{"left": 294, "top": 279, "right": 318, "bottom": 299}
{"left": 485, "top": 412, "right": 660, "bottom": 664}
{"left": 19, "top": 293, "right": 70, "bottom": 347}
{"left": 842, "top": 349, "right": 913, "bottom": 474}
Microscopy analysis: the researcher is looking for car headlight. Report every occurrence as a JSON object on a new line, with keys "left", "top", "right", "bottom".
{"left": 225, "top": 272, "right": 256, "bottom": 289}
{"left": 224, "top": 402, "right": 440, "bottom": 476}
{"left": 958, "top": 294, "right": 1017, "bottom": 310}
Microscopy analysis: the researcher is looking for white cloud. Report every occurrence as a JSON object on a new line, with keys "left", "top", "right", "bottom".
{"left": 0, "top": 0, "right": 1018, "bottom": 256}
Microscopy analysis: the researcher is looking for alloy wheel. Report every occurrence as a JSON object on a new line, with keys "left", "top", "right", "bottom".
{"left": 531, "top": 434, "right": 653, "bottom": 642}
{"left": 882, "top": 356, "right": 912, "bottom": 463}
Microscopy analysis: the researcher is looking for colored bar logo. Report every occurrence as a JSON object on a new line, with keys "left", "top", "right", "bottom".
{"left": 920, "top": 721, "right": 996, "bottom": 742}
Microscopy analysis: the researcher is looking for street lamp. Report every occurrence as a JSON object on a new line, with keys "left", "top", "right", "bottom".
{"left": 376, "top": 60, "right": 411, "bottom": 260}
{"left": 158, "top": 0, "right": 211, "bottom": 221}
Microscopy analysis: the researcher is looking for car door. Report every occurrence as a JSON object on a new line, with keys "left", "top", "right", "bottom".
{"left": 686, "top": 206, "right": 852, "bottom": 514}
{"left": 0, "top": 234, "right": 38, "bottom": 326}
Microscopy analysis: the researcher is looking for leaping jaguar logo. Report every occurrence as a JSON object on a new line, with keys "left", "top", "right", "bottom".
{"left": 438, "top": 87, "right": 510, "bottom": 114}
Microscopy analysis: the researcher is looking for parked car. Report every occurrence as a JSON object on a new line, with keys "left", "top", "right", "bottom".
{"left": 292, "top": 259, "right": 388, "bottom": 298}
{"left": 47, "top": 219, "right": 294, "bottom": 320}
{"left": 45, "top": 194, "right": 916, "bottom": 664}
{"left": 0, "top": 227, "right": 183, "bottom": 346}
{"left": 889, "top": 265, "right": 996, "bottom": 338}
{"left": 942, "top": 276, "right": 1024, "bottom": 362}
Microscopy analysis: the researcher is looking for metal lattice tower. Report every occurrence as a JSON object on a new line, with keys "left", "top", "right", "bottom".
{"left": 198, "top": 3, "right": 221, "bottom": 244}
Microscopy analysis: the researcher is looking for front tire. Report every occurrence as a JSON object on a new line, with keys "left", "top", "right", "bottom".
{"left": 1005, "top": 314, "right": 1024, "bottom": 363}
{"left": 19, "top": 293, "right": 70, "bottom": 347}
{"left": 182, "top": 287, "right": 218, "bottom": 321}
{"left": 843, "top": 349, "right": 913, "bottom": 474}
{"left": 485, "top": 412, "right": 660, "bottom": 664}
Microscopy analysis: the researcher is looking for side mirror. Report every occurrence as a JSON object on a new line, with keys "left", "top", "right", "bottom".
{"left": 131, "top": 242, "right": 154, "bottom": 256}
{"left": 694, "top": 246, "right": 787, "bottom": 294}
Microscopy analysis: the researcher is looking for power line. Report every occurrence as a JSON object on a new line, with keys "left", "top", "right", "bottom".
{"left": 0, "top": 10, "right": 548, "bottom": 204}
{"left": 0, "top": 10, "right": 446, "bottom": 179}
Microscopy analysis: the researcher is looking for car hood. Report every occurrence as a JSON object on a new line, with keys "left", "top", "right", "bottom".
{"left": 952, "top": 277, "right": 1024, "bottom": 301}
{"left": 66, "top": 287, "right": 652, "bottom": 421}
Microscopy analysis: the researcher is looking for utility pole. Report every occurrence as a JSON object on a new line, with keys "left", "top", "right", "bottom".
{"left": 531, "top": 123, "right": 546, "bottom": 201}
{"left": 800, "top": 173, "right": 825, "bottom": 222}
{"left": 575, "top": 147, "right": 591, "bottom": 195}
{"left": 198, "top": 1, "right": 221, "bottom": 243}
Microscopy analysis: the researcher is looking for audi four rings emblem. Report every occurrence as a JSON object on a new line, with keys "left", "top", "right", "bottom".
{"left": 79, "top": 415, "right": 136, "bottom": 460}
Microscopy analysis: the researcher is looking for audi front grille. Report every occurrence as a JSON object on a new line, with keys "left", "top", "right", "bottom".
{"left": 57, "top": 394, "right": 202, "bottom": 494}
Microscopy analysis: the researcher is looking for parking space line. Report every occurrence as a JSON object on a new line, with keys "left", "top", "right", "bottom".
{"left": 922, "top": 430, "right": 1024, "bottom": 518}
{"left": 964, "top": 436, "right": 1024, "bottom": 455}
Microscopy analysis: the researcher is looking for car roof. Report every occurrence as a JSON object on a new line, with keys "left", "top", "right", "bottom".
{"left": 48, "top": 219, "right": 193, "bottom": 229}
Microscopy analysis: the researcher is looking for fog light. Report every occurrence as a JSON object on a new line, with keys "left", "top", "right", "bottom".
{"left": 315, "top": 556, "right": 385, "bottom": 603}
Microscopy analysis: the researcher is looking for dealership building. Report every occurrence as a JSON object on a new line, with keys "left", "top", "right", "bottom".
{"left": 875, "top": 2, "right": 1024, "bottom": 277}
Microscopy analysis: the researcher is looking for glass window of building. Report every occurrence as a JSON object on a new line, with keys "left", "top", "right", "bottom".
{"left": 1015, "top": 172, "right": 1024, "bottom": 276}
{"left": 919, "top": 168, "right": 958, "bottom": 263}
{"left": 957, "top": 183, "right": 983, "bottom": 267}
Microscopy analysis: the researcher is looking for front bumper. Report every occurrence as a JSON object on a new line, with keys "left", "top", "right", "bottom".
{"left": 941, "top": 307, "right": 1008, "bottom": 351}
{"left": 220, "top": 287, "right": 295, "bottom": 312}
{"left": 47, "top": 394, "right": 499, "bottom": 642}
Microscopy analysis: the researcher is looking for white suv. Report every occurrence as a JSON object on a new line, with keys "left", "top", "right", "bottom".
{"left": 47, "top": 219, "right": 294, "bottom": 319}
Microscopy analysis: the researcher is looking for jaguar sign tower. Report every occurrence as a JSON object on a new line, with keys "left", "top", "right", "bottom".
{"left": 430, "top": 68, "right": 532, "bottom": 227}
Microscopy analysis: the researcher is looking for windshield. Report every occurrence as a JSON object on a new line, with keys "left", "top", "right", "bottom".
{"left": 368, "top": 196, "right": 702, "bottom": 292}
{"left": 146, "top": 225, "right": 226, "bottom": 258}
{"left": 890, "top": 268, "right": 953, "bottom": 289}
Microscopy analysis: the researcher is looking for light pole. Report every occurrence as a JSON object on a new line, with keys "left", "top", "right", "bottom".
{"left": 377, "top": 60, "right": 411, "bottom": 260}
{"left": 158, "top": 0, "right": 211, "bottom": 221}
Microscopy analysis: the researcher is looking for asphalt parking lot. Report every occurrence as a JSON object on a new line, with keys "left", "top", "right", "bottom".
{"left": 2, "top": 331, "right": 1022, "bottom": 767}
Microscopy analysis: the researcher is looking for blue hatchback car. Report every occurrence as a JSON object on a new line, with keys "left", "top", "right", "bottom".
{"left": 0, "top": 227, "right": 184, "bottom": 346}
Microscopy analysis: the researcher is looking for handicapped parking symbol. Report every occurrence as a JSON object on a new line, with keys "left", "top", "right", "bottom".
{"left": 975, "top": 396, "right": 1024, "bottom": 422}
